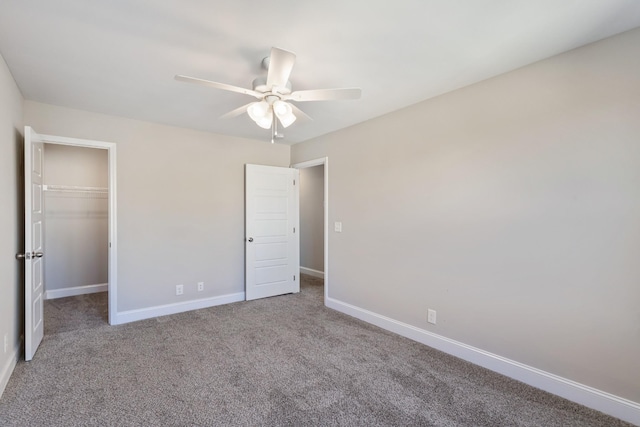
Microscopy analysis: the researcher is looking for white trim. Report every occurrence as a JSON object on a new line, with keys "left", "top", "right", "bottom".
{"left": 0, "top": 342, "right": 20, "bottom": 398}
{"left": 44, "top": 283, "right": 108, "bottom": 300}
{"left": 31, "top": 129, "right": 118, "bottom": 325}
{"left": 113, "top": 292, "right": 245, "bottom": 325}
{"left": 300, "top": 267, "right": 324, "bottom": 279}
{"left": 323, "top": 159, "right": 328, "bottom": 303}
{"left": 291, "top": 158, "right": 325, "bottom": 169}
{"left": 291, "top": 157, "right": 329, "bottom": 304}
{"left": 326, "top": 297, "right": 640, "bottom": 426}
{"left": 108, "top": 144, "right": 117, "bottom": 325}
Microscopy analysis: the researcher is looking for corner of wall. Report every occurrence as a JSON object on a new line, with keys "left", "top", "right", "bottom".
{"left": 0, "top": 340, "right": 21, "bottom": 398}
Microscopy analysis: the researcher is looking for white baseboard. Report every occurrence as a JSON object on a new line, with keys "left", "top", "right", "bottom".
{"left": 0, "top": 343, "right": 20, "bottom": 399}
{"left": 326, "top": 297, "right": 640, "bottom": 426}
{"left": 300, "top": 267, "right": 324, "bottom": 279}
{"left": 45, "top": 283, "right": 108, "bottom": 300}
{"left": 113, "top": 292, "right": 245, "bottom": 325}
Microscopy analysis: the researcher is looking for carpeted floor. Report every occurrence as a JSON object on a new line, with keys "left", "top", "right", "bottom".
{"left": 0, "top": 275, "right": 631, "bottom": 426}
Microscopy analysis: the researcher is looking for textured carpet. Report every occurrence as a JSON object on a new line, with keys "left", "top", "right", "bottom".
{"left": 0, "top": 276, "right": 631, "bottom": 426}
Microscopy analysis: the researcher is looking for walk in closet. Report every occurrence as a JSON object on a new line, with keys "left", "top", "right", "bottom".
{"left": 43, "top": 144, "right": 108, "bottom": 299}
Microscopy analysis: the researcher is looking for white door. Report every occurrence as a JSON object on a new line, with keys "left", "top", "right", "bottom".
{"left": 245, "top": 164, "right": 299, "bottom": 300}
{"left": 23, "top": 126, "right": 45, "bottom": 361}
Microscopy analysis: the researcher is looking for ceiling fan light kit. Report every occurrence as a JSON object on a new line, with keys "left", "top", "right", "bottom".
{"left": 247, "top": 96, "right": 296, "bottom": 130}
{"left": 273, "top": 100, "right": 296, "bottom": 127}
{"left": 176, "top": 47, "right": 361, "bottom": 143}
{"left": 247, "top": 101, "right": 273, "bottom": 129}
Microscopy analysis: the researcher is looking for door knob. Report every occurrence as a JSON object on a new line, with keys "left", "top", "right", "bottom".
{"left": 248, "top": 237, "right": 254, "bottom": 242}
{"left": 15, "top": 251, "right": 44, "bottom": 260}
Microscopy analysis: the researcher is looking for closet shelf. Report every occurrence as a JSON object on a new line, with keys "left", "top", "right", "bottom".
{"left": 43, "top": 184, "right": 108, "bottom": 194}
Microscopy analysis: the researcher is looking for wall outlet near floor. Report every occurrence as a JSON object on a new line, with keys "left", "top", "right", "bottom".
{"left": 3, "top": 333, "right": 7, "bottom": 353}
{"left": 427, "top": 309, "right": 437, "bottom": 325}
{"left": 197, "top": 281, "right": 204, "bottom": 292}
{"left": 176, "top": 284, "right": 184, "bottom": 296}
{"left": 334, "top": 221, "right": 342, "bottom": 232}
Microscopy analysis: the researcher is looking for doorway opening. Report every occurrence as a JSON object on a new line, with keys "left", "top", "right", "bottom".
{"left": 23, "top": 127, "right": 117, "bottom": 360}
{"left": 292, "top": 158, "right": 328, "bottom": 304}
{"left": 32, "top": 132, "right": 118, "bottom": 325}
{"left": 42, "top": 143, "right": 109, "bottom": 330}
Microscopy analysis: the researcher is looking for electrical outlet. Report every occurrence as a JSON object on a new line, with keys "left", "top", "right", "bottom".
{"left": 197, "top": 281, "right": 204, "bottom": 292}
{"left": 427, "top": 309, "right": 437, "bottom": 324}
{"left": 3, "top": 333, "right": 7, "bottom": 353}
{"left": 334, "top": 221, "right": 342, "bottom": 232}
{"left": 176, "top": 284, "right": 184, "bottom": 296}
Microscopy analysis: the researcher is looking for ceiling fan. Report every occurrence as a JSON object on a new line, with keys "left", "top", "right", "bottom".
{"left": 175, "top": 47, "right": 361, "bottom": 143}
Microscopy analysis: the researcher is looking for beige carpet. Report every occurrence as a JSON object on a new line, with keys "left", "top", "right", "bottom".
{"left": 0, "top": 275, "right": 631, "bottom": 426}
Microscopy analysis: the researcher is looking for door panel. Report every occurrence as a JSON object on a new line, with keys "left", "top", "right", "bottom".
{"left": 245, "top": 164, "right": 299, "bottom": 301}
{"left": 25, "top": 126, "right": 45, "bottom": 361}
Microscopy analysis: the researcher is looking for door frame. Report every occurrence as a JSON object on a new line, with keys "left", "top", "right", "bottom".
{"left": 291, "top": 157, "right": 329, "bottom": 304}
{"left": 30, "top": 128, "right": 118, "bottom": 324}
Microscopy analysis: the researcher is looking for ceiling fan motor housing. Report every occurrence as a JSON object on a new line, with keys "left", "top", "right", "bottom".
{"left": 252, "top": 77, "right": 292, "bottom": 95}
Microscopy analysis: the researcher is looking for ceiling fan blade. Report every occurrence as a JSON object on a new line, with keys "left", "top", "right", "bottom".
{"left": 266, "top": 47, "right": 296, "bottom": 89}
{"left": 289, "top": 103, "right": 312, "bottom": 122}
{"left": 285, "top": 87, "right": 361, "bottom": 102}
{"left": 175, "top": 75, "right": 263, "bottom": 99}
{"left": 219, "top": 102, "right": 254, "bottom": 119}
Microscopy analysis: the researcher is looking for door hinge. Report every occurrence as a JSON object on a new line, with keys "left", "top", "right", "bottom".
{"left": 293, "top": 179, "right": 296, "bottom": 185}
{"left": 294, "top": 275, "right": 296, "bottom": 281}
{"left": 293, "top": 227, "right": 296, "bottom": 233}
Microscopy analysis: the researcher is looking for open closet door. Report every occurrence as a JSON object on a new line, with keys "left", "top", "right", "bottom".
{"left": 23, "top": 126, "right": 45, "bottom": 361}
{"left": 245, "top": 164, "right": 299, "bottom": 301}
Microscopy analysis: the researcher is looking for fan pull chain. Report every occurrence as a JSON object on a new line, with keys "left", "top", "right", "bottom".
{"left": 271, "top": 114, "right": 277, "bottom": 144}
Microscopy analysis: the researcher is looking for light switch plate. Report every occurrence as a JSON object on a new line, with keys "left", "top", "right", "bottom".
{"left": 428, "top": 309, "right": 437, "bottom": 324}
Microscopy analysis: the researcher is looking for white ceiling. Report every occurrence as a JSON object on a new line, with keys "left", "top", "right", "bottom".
{"left": 1, "top": 1, "right": 639, "bottom": 145}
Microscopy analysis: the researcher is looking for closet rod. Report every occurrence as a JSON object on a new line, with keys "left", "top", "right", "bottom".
{"left": 43, "top": 184, "right": 108, "bottom": 194}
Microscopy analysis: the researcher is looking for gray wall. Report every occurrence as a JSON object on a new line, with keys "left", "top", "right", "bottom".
{"left": 299, "top": 165, "right": 324, "bottom": 272}
{"left": 0, "top": 52, "right": 23, "bottom": 392}
{"left": 24, "top": 101, "right": 290, "bottom": 312}
{"left": 43, "top": 144, "right": 108, "bottom": 292}
{"left": 291, "top": 28, "right": 640, "bottom": 403}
